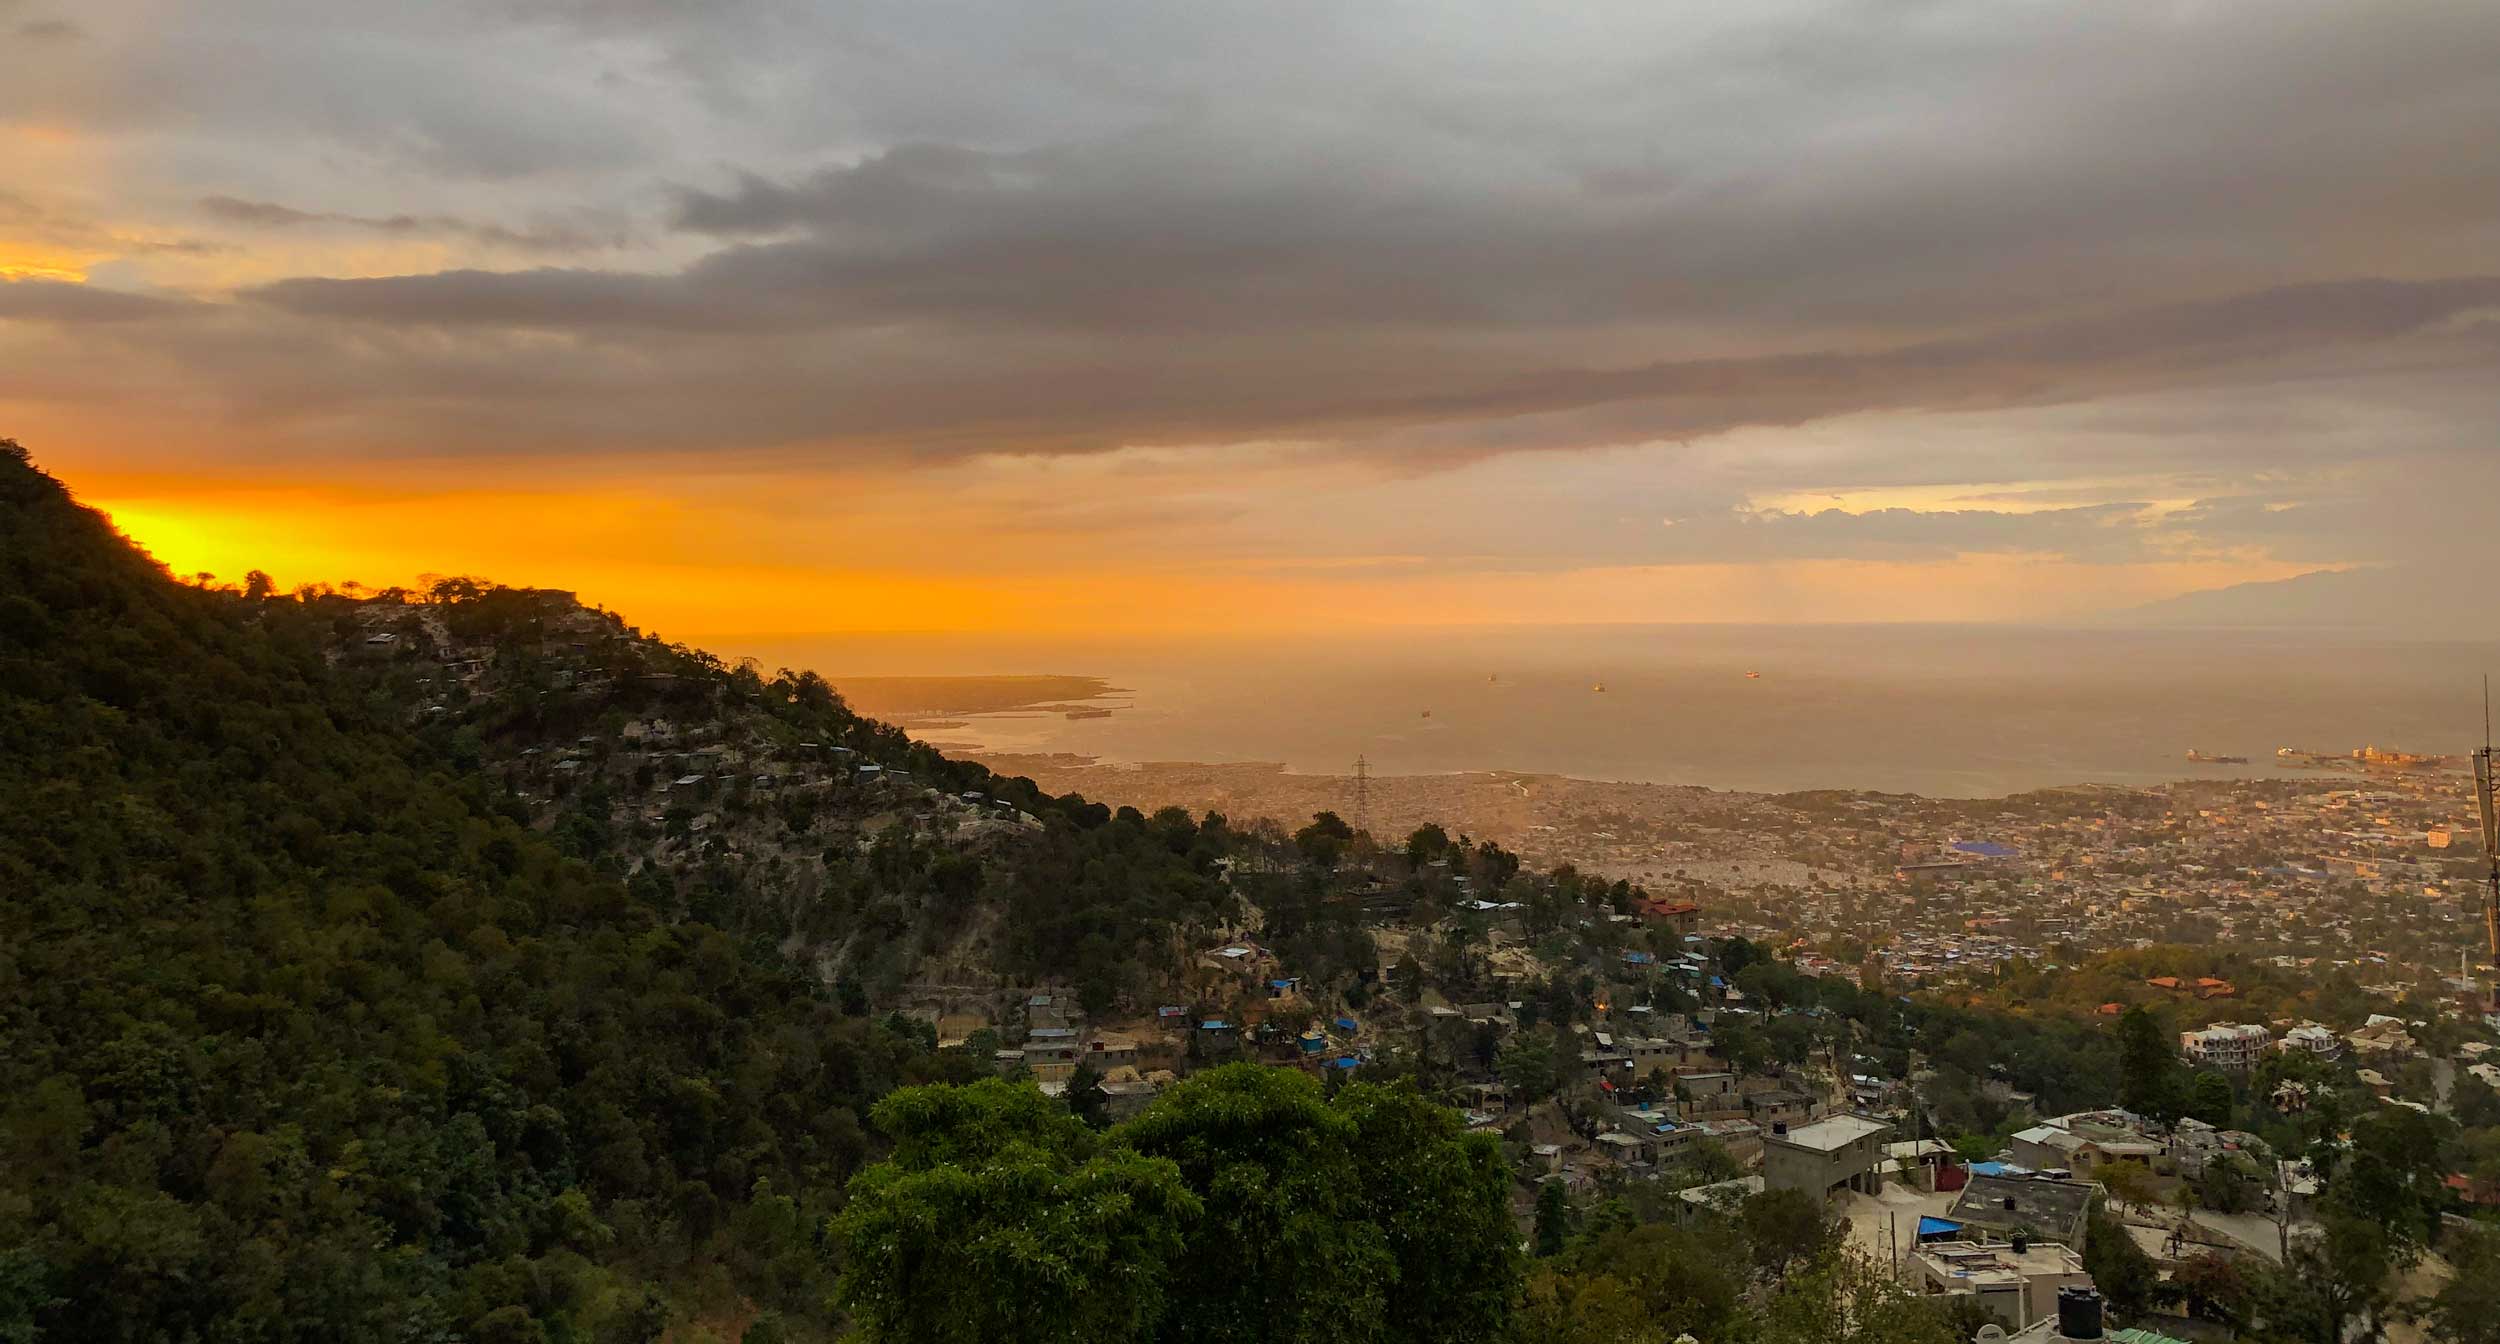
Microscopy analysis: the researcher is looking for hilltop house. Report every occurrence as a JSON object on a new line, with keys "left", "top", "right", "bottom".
{"left": 1764, "top": 1114, "right": 1891, "bottom": 1199}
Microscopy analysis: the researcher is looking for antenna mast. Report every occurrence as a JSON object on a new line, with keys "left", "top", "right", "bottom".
{"left": 2475, "top": 677, "right": 2500, "bottom": 1015}
{"left": 1353, "top": 754, "right": 1371, "bottom": 835}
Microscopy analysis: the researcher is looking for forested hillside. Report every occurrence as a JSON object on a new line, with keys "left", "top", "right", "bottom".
{"left": 307, "top": 577, "right": 1238, "bottom": 1014}
{"left": 0, "top": 444, "right": 993, "bottom": 1339}
{"left": 0, "top": 445, "right": 1580, "bottom": 1341}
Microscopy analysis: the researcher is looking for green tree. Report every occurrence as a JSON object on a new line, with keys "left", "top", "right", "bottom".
{"left": 1711, "top": 1017, "right": 1768, "bottom": 1076}
{"left": 2255, "top": 1211, "right": 2394, "bottom": 1344}
{"left": 2423, "top": 1226, "right": 2500, "bottom": 1344}
{"left": 1739, "top": 1187, "right": 1845, "bottom": 1286}
{"left": 2117, "top": 1007, "right": 2185, "bottom": 1129}
{"left": 1515, "top": 1265, "right": 1649, "bottom": 1344}
{"left": 1332, "top": 1081, "right": 1521, "bottom": 1344}
{"left": 1567, "top": 1223, "right": 1747, "bottom": 1343}
{"left": 1534, "top": 1180, "right": 1572, "bottom": 1258}
{"left": 1752, "top": 1249, "right": 1958, "bottom": 1344}
{"left": 2170, "top": 1252, "right": 2253, "bottom": 1329}
{"left": 1405, "top": 823, "right": 1452, "bottom": 866}
{"left": 1117, "top": 1065, "right": 1393, "bottom": 1344}
{"left": 2454, "top": 1072, "right": 2500, "bottom": 1129}
{"left": 1497, "top": 1033, "right": 1562, "bottom": 1103}
{"left": 1296, "top": 812, "right": 1354, "bottom": 867}
{"left": 2187, "top": 1070, "right": 2234, "bottom": 1128}
{"left": 831, "top": 1081, "right": 1200, "bottom": 1344}
{"left": 1067, "top": 1062, "right": 1110, "bottom": 1130}
{"left": 2334, "top": 1106, "right": 2450, "bottom": 1254}
{"left": 2080, "top": 1204, "right": 2159, "bottom": 1322}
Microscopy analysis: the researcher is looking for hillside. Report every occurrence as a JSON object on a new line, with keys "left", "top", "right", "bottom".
{"left": 2108, "top": 564, "right": 2463, "bottom": 631}
{"left": 314, "top": 583, "right": 1233, "bottom": 1013}
{"left": 0, "top": 444, "right": 1243, "bottom": 1340}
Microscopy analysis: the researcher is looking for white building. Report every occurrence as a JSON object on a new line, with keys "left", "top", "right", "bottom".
{"left": 2180, "top": 1022, "right": 2272, "bottom": 1070}
{"left": 1910, "top": 1240, "right": 2091, "bottom": 1331}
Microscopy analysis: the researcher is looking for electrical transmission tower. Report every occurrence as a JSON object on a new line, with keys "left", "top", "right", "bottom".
{"left": 1353, "top": 754, "right": 1370, "bottom": 835}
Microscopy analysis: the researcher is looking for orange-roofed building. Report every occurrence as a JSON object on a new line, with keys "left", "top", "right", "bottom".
{"left": 1633, "top": 897, "right": 1701, "bottom": 935}
{"left": 2146, "top": 976, "right": 2183, "bottom": 992}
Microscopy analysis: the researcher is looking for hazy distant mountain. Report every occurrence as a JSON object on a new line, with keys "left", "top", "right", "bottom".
{"left": 2111, "top": 565, "right": 2464, "bottom": 630}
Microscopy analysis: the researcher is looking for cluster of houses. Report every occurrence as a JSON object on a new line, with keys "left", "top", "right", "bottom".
{"left": 2178, "top": 1012, "right": 2421, "bottom": 1073}
{"left": 1688, "top": 777, "right": 2494, "bottom": 1023}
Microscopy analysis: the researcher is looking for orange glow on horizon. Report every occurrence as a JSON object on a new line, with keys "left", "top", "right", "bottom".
{"left": 0, "top": 250, "right": 97, "bottom": 283}
{"left": 84, "top": 473, "right": 2321, "bottom": 644}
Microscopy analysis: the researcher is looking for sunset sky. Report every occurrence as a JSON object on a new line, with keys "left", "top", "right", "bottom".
{"left": 5, "top": 1, "right": 2497, "bottom": 639}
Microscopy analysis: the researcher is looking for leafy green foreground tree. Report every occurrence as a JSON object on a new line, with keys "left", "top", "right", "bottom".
{"left": 836, "top": 1068, "right": 1985, "bottom": 1344}
{"left": 831, "top": 1081, "right": 1199, "bottom": 1344}
{"left": 834, "top": 1066, "right": 1516, "bottom": 1344}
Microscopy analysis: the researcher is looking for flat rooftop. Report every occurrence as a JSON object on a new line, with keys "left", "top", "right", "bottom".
{"left": 1770, "top": 1114, "right": 1889, "bottom": 1152}
{"left": 1912, "top": 1239, "right": 2086, "bottom": 1288}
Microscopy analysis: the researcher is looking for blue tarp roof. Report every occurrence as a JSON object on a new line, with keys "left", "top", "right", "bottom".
{"left": 1967, "top": 1161, "right": 2013, "bottom": 1177}
{"left": 1950, "top": 840, "right": 2017, "bottom": 858}
{"left": 1335, "top": 1016, "right": 1358, "bottom": 1030}
{"left": 1200, "top": 1020, "right": 1231, "bottom": 1030}
{"left": 1329, "top": 1056, "right": 1359, "bottom": 1069}
{"left": 1917, "top": 1217, "right": 1964, "bottom": 1238}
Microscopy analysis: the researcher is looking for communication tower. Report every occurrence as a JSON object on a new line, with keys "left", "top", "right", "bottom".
{"left": 1353, "top": 755, "right": 1370, "bottom": 835}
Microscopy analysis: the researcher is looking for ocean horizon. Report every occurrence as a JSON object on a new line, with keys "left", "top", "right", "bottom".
{"left": 721, "top": 623, "right": 2500, "bottom": 798}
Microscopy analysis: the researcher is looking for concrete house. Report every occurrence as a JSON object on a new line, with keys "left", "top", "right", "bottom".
{"left": 1909, "top": 1240, "right": 2092, "bottom": 1331}
{"left": 1946, "top": 1175, "right": 2098, "bottom": 1249}
{"left": 1764, "top": 1114, "right": 1892, "bottom": 1198}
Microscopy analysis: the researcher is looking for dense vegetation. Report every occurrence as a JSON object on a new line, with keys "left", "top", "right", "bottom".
{"left": 832, "top": 1065, "right": 1993, "bottom": 1344}
{"left": 331, "top": 565, "right": 1239, "bottom": 1018}
{"left": 832, "top": 1065, "right": 1517, "bottom": 1344}
{"left": 14, "top": 437, "right": 2500, "bottom": 1343}
{"left": 0, "top": 446, "right": 992, "bottom": 1339}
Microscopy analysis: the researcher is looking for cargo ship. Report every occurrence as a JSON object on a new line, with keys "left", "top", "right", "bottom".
{"left": 2184, "top": 749, "right": 2249, "bottom": 764}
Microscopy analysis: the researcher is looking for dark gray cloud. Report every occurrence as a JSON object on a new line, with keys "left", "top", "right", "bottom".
{"left": 198, "top": 195, "right": 626, "bottom": 254}
{"left": 115, "top": 268, "right": 2500, "bottom": 466}
{"left": 0, "top": 190, "right": 214, "bottom": 257}
{"left": 0, "top": 279, "right": 185, "bottom": 322}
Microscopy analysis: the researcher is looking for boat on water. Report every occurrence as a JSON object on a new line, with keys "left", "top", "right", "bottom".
{"left": 1063, "top": 707, "right": 1113, "bottom": 720}
{"left": 2183, "top": 749, "right": 2249, "bottom": 764}
{"left": 1745, "top": 670, "right": 1761, "bottom": 680}
{"left": 1591, "top": 682, "right": 1606, "bottom": 693}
